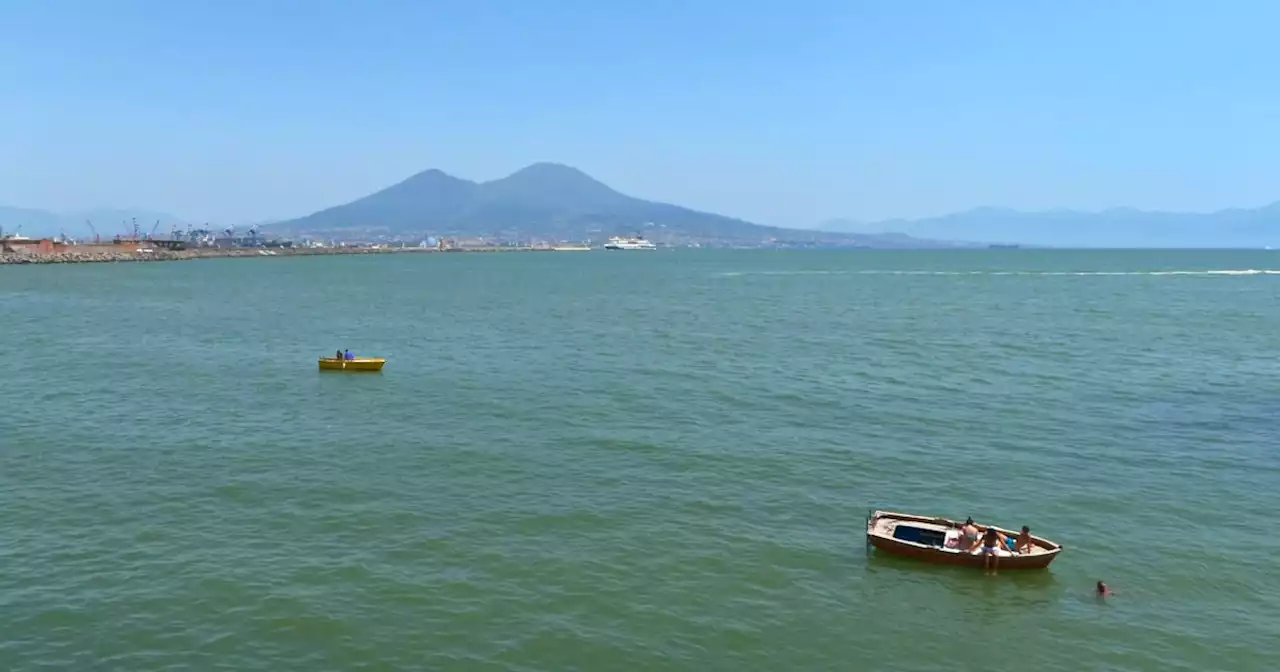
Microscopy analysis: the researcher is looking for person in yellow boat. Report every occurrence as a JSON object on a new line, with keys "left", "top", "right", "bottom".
{"left": 344, "top": 349, "right": 354, "bottom": 360}
{"left": 335, "top": 350, "right": 343, "bottom": 360}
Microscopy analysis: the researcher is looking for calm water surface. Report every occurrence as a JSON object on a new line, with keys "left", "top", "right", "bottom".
{"left": 2, "top": 250, "right": 1278, "bottom": 670}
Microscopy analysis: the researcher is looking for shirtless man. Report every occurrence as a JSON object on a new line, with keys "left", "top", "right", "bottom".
{"left": 1014, "top": 526, "right": 1035, "bottom": 554}
{"left": 961, "top": 517, "right": 981, "bottom": 552}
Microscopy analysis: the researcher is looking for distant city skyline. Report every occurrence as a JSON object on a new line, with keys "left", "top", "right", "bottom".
{"left": 3, "top": 1, "right": 1280, "bottom": 230}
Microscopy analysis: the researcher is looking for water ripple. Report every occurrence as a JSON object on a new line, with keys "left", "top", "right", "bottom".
{"left": 2, "top": 250, "right": 1278, "bottom": 670}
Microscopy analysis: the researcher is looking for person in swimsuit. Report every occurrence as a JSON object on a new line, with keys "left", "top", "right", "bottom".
{"left": 980, "top": 527, "right": 1008, "bottom": 574}
{"left": 961, "top": 517, "right": 981, "bottom": 552}
{"left": 1096, "top": 581, "right": 1114, "bottom": 597}
{"left": 1014, "top": 525, "right": 1035, "bottom": 554}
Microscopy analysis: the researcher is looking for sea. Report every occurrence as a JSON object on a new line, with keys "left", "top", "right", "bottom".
{"left": 2, "top": 250, "right": 1277, "bottom": 671}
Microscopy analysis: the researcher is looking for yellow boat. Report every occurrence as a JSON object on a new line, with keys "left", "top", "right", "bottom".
{"left": 318, "top": 357, "right": 386, "bottom": 372}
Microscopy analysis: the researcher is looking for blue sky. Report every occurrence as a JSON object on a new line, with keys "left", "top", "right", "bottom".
{"left": 2, "top": 0, "right": 1278, "bottom": 227}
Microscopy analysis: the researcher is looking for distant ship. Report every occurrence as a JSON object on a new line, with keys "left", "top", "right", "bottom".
{"left": 604, "top": 235, "right": 657, "bottom": 250}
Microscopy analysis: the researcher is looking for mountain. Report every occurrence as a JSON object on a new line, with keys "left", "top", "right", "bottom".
{"left": 271, "top": 163, "right": 957, "bottom": 247}
{"left": 274, "top": 162, "right": 768, "bottom": 242}
{"left": 0, "top": 206, "right": 192, "bottom": 239}
{"left": 821, "top": 203, "right": 1280, "bottom": 248}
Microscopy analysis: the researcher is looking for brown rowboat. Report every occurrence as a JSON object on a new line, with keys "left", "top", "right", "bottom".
{"left": 866, "top": 510, "right": 1063, "bottom": 570}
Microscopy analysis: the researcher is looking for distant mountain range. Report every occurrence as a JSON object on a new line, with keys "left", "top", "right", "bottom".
{"left": 820, "top": 203, "right": 1280, "bottom": 248}
{"left": 269, "top": 163, "right": 958, "bottom": 247}
{"left": 11, "top": 167, "right": 1280, "bottom": 248}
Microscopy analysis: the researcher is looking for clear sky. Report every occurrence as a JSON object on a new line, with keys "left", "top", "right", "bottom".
{"left": 2, "top": 0, "right": 1278, "bottom": 227}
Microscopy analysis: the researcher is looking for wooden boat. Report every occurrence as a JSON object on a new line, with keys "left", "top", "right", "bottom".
{"left": 318, "top": 357, "right": 386, "bottom": 372}
{"left": 865, "top": 510, "right": 1063, "bottom": 570}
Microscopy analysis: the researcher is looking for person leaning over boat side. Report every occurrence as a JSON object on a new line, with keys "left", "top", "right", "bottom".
{"left": 344, "top": 349, "right": 354, "bottom": 360}
{"left": 1014, "top": 526, "right": 1035, "bottom": 554}
{"left": 980, "top": 527, "right": 1008, "bottom": 574}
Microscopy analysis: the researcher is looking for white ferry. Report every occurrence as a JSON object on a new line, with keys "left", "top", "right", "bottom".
{"left": 603, "top": 235, "right": 657, "bottom": 250}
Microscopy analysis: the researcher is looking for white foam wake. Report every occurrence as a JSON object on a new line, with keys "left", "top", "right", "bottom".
{"left": 715, "top": 269, "right": 1280, "bottom": 278}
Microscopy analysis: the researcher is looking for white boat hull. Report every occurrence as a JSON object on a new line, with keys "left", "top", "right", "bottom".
{"left": 604, "top": 238, "right": 656, "bottom": 250}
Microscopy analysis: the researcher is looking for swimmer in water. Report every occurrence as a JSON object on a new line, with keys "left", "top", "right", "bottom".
{"left": 1096, "top": 581, "right": 1114, "bottom": 597}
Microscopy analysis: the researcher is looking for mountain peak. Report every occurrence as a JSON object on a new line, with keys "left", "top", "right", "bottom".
{"left": 510, "top": 161, "right": 586, "bottom": 175}
{"left": 500, "top": 162, "right": 605, "bottom": 188}
{"left": 482, "top": 162, "right": 620, "bottom": 208}
{"left": 398, "top": 167, "right": 473, "bottom": 186}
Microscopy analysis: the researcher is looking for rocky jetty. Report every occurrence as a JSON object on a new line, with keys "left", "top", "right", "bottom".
{"left": 0, "top": 244, "right": 542, "bottom": 266}
{"left": 1, "top": 249, "right": 185, "bottom": 264}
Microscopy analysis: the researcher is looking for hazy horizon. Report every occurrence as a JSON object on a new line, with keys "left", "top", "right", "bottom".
{"left": 6, "top": 180, "right": 1280, "bottom": 235}
{"left": 4, "top": 1, "right": 1280, "bottom": 231}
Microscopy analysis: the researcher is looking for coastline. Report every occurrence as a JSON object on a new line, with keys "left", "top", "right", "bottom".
{"left": 0, "top": 245, "right": 563, "bottom": 266}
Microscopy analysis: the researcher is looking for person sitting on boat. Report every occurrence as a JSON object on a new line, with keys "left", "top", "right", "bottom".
{"left": 344, "top": 349, "right": 354, "bottom": 360}
{"left": 979, "top": 527, "right": 1009, "bottom": 574}
{"left": 1014, "top": 526, "right": 1035, "bottom": 554}
{"left": 335, "top": 349, "right": 343, "bottom": 360}
{"left": 960, "top": 517, "right": 981, "bottom": 551}
{"left": 943, "top": 524, "right": 962, "bottom": 549}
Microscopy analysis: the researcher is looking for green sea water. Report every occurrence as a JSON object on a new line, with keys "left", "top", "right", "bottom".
{"left": 2, "top": 250, "right": 1278, "bottom": 671}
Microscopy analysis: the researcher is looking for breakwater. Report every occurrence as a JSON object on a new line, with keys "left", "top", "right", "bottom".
{"left": 0, "top": 245, "right": 553, "bottom": 265}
